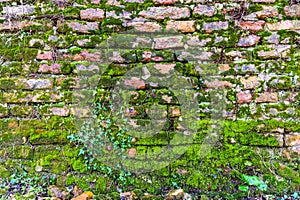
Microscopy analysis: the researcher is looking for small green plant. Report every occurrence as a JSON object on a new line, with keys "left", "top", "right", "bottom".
{"left": 0, "top": 165, "right": 55, "bottom": 199}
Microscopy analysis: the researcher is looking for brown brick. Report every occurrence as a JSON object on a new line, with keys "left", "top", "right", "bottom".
{"left": 237, "top": 21, "right": 265, "bottom": 31}
{"left": 166, "top": 20, "right": 195, "bottom": 33}
{"left": 203, "top": 21, "right": 228, "bottom": 32}
{"left": 266, "top": 20, "right": 300, "bottom": 31}
{"left": 127, "top": 22, "right": 162, "bottom": 32}
{"left": 193, "top": 5, "right": 215, "bottom": 16}
{"left": 241, "top": 76, "right": 260, "bottom": 89}
{"left": 80, "top": 8, "right": 105, "bottom": 21}
{"left": 284, "top": 5, "right": 300, "bottom": 17}
{"left": 256, "top": 92, "right": 278, "bottom": 103}
{"left": 139, "top": 7, "right": 190, "bottom": 20}
{"left": 286, "top": 134, "right": 300, "bottom": 147}
{"left": 237, "top": 91, "right": 252, "bottom": 103}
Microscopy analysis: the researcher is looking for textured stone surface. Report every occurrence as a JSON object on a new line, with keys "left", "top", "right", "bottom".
{"left": 127, "top": 21, "right": 162, "bottom": 32}
{"left": 139, "top": 7, "right": 190, "bottom": 20}
{"left": 3, "top": 5, "right": 35, "bottom": 15}
{"left": 0, "top": 0, "right": 299, "bottom": 198}
{"left": 80, "top": 8, "right": 105, "bottom": 21}
{"left": 237, "top": 35, "right": 260, "bottom": 47}
{"left": 266, "top": 20, "right": 300, "bottom": 30}
{"left": 256, "top": 92, "right": 278, "bottom": 103}
{"left": 203, "top": 21, "right": 228, "bottom": 32}
{"left": 166, "top": 20, "right": 195, "bottom": 33}
{"left": 193, "top": 5, "right": 215, "bottom": 16}
{"left": 284, "top": 5, "right": 300, "bottom": 17}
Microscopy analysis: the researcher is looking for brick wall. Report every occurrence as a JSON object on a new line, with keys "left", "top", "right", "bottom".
{"left": 0, "top": 0, "right": 299, "bottom": 199}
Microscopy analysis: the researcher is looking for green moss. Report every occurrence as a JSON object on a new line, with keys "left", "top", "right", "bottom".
{"left": 0, "top": 165, "right": 11, "bottom": 178}
{"left": 95, "top": 176, "right": 107, "bottom": 194}
{"left": 248, "top": 4, "right": 264, "bottom": 13}
{"left": 66, "top": 174, "right": 76, "bottom": 186}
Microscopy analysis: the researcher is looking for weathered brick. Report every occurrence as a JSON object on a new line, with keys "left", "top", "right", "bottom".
{"left": 0, "top": 104, "right": 8, "bottom": 117}
{"left": 237, "top": 35, "right": 260, "bottom": 47}
{"left": 139, "top": 7, "right": 190, "bottom": 20}
{"left": 38, "top": 63, "right": 62, "bottom": 74}
{"left": 237, "top": 21, "right": 265, "bottom": 31}
{"left": 153, "top": 63, "right": 176, "bottom": 74}
{"left": 266, "top": 20, "right": 300, "bottom": 31}
{"left": 205, "top": 80, "right": 234, "bottom": 88}
{"left": 193, "top": 5, "right": 215, "bottom": 16}
{"left": 284, "top": 5, "right": 300, "bottom": 17}
{"left": 40, "top": 105, "right": 70, "bottom": 116}
{"left": 154, "top": 0, "right": 178, "bottom": 4}
{"left": 255, "top": 6, "right": 278, "bottom": 19}
{"left": 241, "top": 76, "right": 260, "bottom": 89}
{"left": 127, "top": 22, "right": 162, "bottom": 32}
{"left": 256, "top": 92, "right": 278, "bottom": 103}
{"left": 286, "top": 134, "right": 300, "bottom": 147}
{"left": 252, "top": 0, "right": 275, "bottom": 2}
{"left": 2, "top": 5, "right": 35, "bottom": 15}
{"left": 11, "top": 105, "right": 33, "bottom": 117}
{"left": 36, "top": 51, "right": 53, "bottom": 60}
{"left": 4, "top": 92, "right": 63, "bottom": 103}
{"left": 237, "top": 91, "right": 252, "bottom": 103}
{"left": 169, "top": 107, "right": 181, "bottom": 117}
{"left": 80, "top": 8, "right": 105, "bottom": 21}
{"left": 18, "top": 79, "right": 53, "bottom": 90}
{"left": 154, "top": 36, "right": 184, "bottom": 49}
{"left": 123, "top": 77, "right": 146, "bottom": 89}
{"left": 203, "top": 21, "right": 228, "bottom": 32}
{"left": 166, "top": 20, "right": 195, "bottom": 33}
{"left": 58, "top": 21, "right": 99, "bottom": 33}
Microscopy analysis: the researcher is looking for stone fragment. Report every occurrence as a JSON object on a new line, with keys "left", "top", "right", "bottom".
{"left": 49, "top": 186, "right": 68, "bottom": 199}
{"left": 127, "top": 148, "right": 136, "bottom": 158}
{"left": 167, "top": 189, "right": 184, "bottom": 199}
{"left": 284, "top": 5, "right": 300, "bottom": 17}
{"left": 71, "top": 186, "right": 82, "bottom": 197}
{"left": 29, "top": 39, "right": 44, "bottom": 47}
{"left": 237, "top": 35, "right": 260, "bottom": 47}
{"left": 139, "top": 7, "right": 190, "bottom": 20}
{"left": 203, "top": 21, "right": 228, "bottom": 32}
{"left": 193, "top": 5, "right": 215, "bottom": 16}
{"left": 170, "top": 107, "right": 181, "bottom": 117}
{"left": 267, "top": 32, "right": 280, "bottom": 44}
{"left": 71, "top": 191, "right": 93, "bottom": 200}
{"left": 256, "top": 92, "right": 278, "bottom": 103}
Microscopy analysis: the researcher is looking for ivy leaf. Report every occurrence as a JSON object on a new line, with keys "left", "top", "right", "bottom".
{"left": 238, "top": 185, "right": 249, "bottom": 192}
{"left": 242, "top": 174, "right": 268, "bottom": 191}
